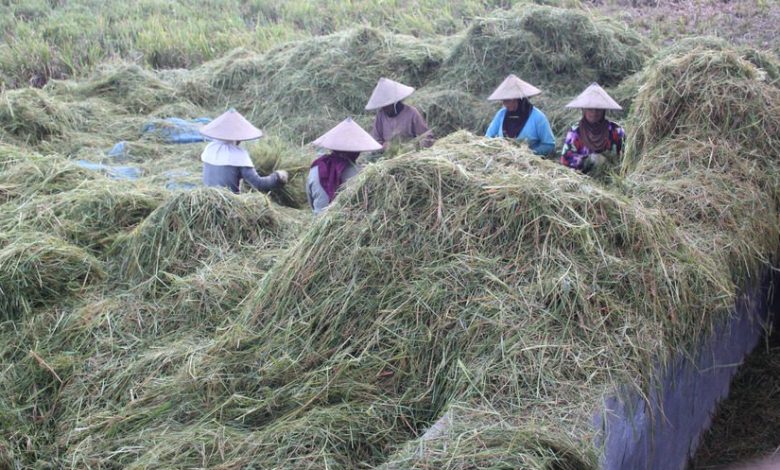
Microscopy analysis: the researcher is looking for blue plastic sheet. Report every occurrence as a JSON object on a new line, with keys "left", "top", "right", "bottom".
{"left": 165, "top": 180, "right": 199, "bottom": 190}
{"left": 164, "top": 169, "right": 198, "bottom": 191}
{"left": 141, "top": 117, "right": 211, "bottom": 144}
{"left": 76, "top": 160, "right": 142, "bottom": 180}
{"left": 107, "top": 141, "right": 128, "bottom": 158}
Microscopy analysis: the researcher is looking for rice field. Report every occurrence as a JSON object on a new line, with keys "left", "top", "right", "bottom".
{"left": 0, "top": 0, "right": 778, "bottom": 468}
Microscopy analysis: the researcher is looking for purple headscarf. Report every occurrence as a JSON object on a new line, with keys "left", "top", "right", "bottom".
{"left": 311, "top": 151, "right": 360, "bottom": 201}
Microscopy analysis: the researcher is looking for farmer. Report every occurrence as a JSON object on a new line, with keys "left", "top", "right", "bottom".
{"left": 199, "top": 109, "right": 288, "bottom": 193}
{"left": 560, "top": 83, "right": 625, "bottom": 173}
{"left": 485, "top": 74, "right": 555, "bottom": 156}
{"left": 366, "top": 77, "right": 433, "bottom": 151}
{"left": 306, "top": 117, "right": 382, "bottom": 214}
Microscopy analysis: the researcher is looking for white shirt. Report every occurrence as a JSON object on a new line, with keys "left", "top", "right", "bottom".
{"left": 200, "top": 140, "right": 254, "bottom": 167}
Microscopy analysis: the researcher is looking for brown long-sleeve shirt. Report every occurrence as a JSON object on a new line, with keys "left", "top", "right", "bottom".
{"left": 370, "top": 104, "right": 433, "bottom": 148}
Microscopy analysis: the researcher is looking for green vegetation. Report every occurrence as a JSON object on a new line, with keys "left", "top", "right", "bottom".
{"left": 0, "top": 0, "right": 778, "bottom": 468}
{"left": 0, "top": 0, "right": 523, "bottom": 88}
{"left": 0, "top": 3, "right": 652, "bottom": 160}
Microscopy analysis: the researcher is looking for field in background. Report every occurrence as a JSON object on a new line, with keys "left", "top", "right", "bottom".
{"left": 0, "top": 0, "right": 518, "bottom": 88}
{"left": 1, "top": 0, "right": 777, "bottom": 88}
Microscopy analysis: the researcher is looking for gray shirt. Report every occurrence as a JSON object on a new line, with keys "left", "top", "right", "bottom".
{"left": 306, "top": 163, "right": 359, "bottom": 214}
{"left": 202, "top": 162, "right": 282, "bottom": 194}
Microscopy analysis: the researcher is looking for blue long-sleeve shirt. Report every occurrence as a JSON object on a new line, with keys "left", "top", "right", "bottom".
{"left": 485, "top": 107, "right": 555, "bottom": 155}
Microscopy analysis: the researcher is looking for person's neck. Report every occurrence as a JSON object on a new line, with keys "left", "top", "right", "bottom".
{"left": 384, "top": 102, "right": 405, "bottom": 117}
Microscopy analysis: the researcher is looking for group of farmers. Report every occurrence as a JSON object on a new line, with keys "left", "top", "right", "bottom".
{"left": 199, "top": 75, "right": 625, "bottom": 214}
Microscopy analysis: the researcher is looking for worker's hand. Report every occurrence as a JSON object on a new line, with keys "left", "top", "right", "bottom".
{"left": 275, "top": 170, "right": 289, "bottom": 184}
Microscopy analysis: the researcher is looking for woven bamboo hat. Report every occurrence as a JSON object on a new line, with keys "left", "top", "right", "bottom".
{"left": 365, "top": 77, "right": 415, "bottom": 110}
{"left": 487, "top": 74, "right": 542, "bottom": 101}
{"left": 311, "top": 117, "right": 382, "bottom": 152}
{"left": 199, "top": 109, "right": 263, "bottom": 141}
{"left": 565, "top": 82, "right": 622, "bottom": 110}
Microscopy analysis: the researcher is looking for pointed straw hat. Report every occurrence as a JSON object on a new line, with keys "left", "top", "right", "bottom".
{"left": 365, "top": 77, "right": 415, "bottom": 110}
{"left": 199, "top": 109, "right": 263, "bottom": 141}
{"left": 565, "top": 82, "right": 622, "bottom": 110}
{"left": 487, "top": 74, "right": 542, "bottom": 101}
{"left": 311, "top": 117, "right": 382, "bottom": 152}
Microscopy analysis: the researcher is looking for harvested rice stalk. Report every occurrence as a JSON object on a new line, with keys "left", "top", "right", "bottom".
{"left": 433, "top": 5, "right": 651, "bottom": 96}
{"left": 624, "top": 47, "right": 780, "bottom": 163}
{"left": 65, "top": 134, "right": 733, "bottom": 468}
{"left": 0, "top": 87, "right": 80, "bottom": 144}
{"left": 115, "top": 187, "right": 300, "bottom": 289}
{"left": 0, "top": 154, "right": 96, "bottom": 200}
{"left": 0, "top": 180, "right": 165, "bottom": 253}
{"left": 0, "top": 232, "right": 105, "bottom": 318}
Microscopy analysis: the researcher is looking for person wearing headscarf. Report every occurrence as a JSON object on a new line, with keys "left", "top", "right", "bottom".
{"left": 306, "top": 117, "right": 382, "bottom": 214}
{"left": 560, "top": 83, "right": 625, "bottom": 173}
{"left": 199, "top": 109, "right": 288, "bottom": 193}
{"left": 485, "top": 74, "right": 555, "bottom": 156}
{"left": 366, "top": 77, "right": 433, "bottom": 151}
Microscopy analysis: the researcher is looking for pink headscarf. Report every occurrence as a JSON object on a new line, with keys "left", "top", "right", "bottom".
{"left": 311, "top": 151, "right": 360, "bottom": 201}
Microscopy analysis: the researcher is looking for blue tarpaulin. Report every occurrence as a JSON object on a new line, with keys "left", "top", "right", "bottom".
{"left": 164, "top": 169, "right": 199, "bottom": 190}
{"left": 141, "top": 117, "right": 211, "bottom": 144}
{"left": 76, "top": 160, "right": 142, "bottom": 180}
{"left": 107, "top": 141, "right": 129, "bottom": 158}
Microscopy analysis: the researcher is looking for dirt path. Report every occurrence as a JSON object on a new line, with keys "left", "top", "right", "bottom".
{"left": 691, "top": 331, "right": 780, "bottom": 468}
{"left": 595, "top": 0, "right": 780, "bottom": 54}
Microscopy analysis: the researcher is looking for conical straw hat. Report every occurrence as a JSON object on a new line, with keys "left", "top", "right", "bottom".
{"left": 565, "top": 82, "right": 622, "bottom": 110}
{"left": 311, "top": 117, "right": 382, "bottom": 152}
{"left": 365, "top": 77, "right": 415, "bottom": 110}
{"left": 199, "top": 109, "right": 263, "bottom": 141}
{"left": 487, "top": 74, "right": 541, "bottom": 101}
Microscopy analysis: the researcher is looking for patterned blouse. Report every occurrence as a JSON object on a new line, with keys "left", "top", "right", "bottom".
{"left": 560, "top": 121, "right": 625, "bottom": 170}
